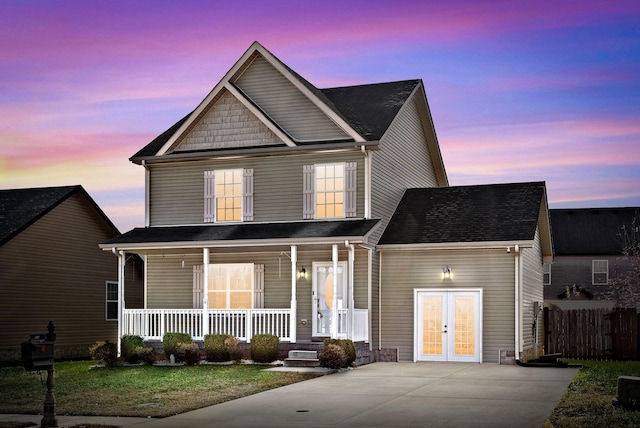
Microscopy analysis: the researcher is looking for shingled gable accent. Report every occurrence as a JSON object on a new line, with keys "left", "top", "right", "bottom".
{"left": 379, "top": 182, "right": 552, "bottom": 254}
{"left": 153, "top": 41, "right": 365, "bottom": 157}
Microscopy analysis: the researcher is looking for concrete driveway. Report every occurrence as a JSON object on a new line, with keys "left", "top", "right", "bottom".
{"left": 1, "top": 362, "right": 578, "bottom": 428}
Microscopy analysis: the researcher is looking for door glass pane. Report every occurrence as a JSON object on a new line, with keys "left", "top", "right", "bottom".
{"left": 422, "top": 296, "right": 443, "bottom": 355}
{"left": 454, "top": 296, "right": 475, "bottom": 356}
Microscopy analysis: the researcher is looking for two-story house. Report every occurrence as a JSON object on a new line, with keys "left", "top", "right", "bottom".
{"left": 546, "top": 208, "right": 640, "bottom": 309}
{"left": 101, "top": 42, "right": 552, "bottom": 364}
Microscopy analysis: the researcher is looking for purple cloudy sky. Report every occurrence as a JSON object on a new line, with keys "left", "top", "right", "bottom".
{"left": 1, "top": 0, "right": 639, "bottom": 232}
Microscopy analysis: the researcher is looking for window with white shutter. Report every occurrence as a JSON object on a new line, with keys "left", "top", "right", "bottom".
{"left": 203, "top": 169, "right": 253, "bottom": 223}
{"left": 303, "top": 162, "right": 356, "bottom": 219}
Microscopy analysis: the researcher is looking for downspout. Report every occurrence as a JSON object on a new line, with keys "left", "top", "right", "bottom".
{"left": 142, "top": 160, "right": 150, "bottom": 227}
{"left": 514, "top": 244, "right": 521, "bottom": 362}
{"left": 361, "top": 145, "right": 371, "bottom": 219}
{"left": 290, "top": 245, "right": 297, "bottom": 343}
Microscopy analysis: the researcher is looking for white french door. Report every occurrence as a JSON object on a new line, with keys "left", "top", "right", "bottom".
{"left": 415, "top": 289, "right": 482, "bottom": 363}
{"left": 312, "top": 262, "right": 347, "bottom": 337}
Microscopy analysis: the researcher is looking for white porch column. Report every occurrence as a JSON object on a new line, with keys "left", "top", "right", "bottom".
{"left": 203, "top": 248, "right": 210, "bottom": 337}
{"left": 117, "top": 250, "right": 125, "bottom": 356}
{"left": 331, "top": 244, "right": 339, "bottom": 338}
{"left": 347, "top": 242, "right": 355, "bottom": 340}
{"left": 290, "top": 245, "right": 297, "bottom": 343}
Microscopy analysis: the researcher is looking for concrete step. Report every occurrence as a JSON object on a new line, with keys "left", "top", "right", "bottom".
{"left": 284, "top": 358, "right": 320, "bottom": 368}
{"left": 288, "top": 350, "right": 318, "bottom": 359}
{"left": 284, "top": 350, "right": 320, "bottom": 367}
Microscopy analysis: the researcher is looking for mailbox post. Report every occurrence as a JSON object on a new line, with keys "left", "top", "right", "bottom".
{"left": 21, "top": 321, "right": 58, "bottom": 428}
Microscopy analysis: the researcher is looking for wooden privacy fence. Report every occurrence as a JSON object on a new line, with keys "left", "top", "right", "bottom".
{"left": 544, "top": 307, "right": 638, "bottom": 360}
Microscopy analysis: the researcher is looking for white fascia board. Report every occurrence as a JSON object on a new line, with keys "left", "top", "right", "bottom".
{"left": 377, "top": 240, "right": 534, "bottom": 252}
{"left": 224, "top": 83, "right": 296, "bottom": 147}
{"left": 254, "top": 44, "right": 366, "bottom": 143}
{"left": 99, "top": 236, "right": 369, "bottom": 252}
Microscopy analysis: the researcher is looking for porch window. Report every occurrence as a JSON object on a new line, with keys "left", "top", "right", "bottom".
{"left": 592, "top": 260, "right": 608, "bottom": 285}
{"left": 204, "top": 169, "right": 253, "bottom": 223}
{"left": 209, "top": 264, "right": 254, "bottom": 309}
{"left": 106, "top": 281, "right": 118, "bottom": 321}
{"left": 303, "top": 162, "right": 356, "bottom": 219}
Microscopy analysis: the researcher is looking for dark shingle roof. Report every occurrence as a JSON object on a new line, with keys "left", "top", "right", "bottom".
{"left": 131, "top": 79, "right": 420, "bottom": 160}
{"left": 321, "top": 80, "right": 420, "bottom": 141}
{"left": 550, "top": 208, "right": 639, "bottom": 255}
{"left": 103, "top": 219, "right": 380, "bottom": 247}
{"left": 0, "top": 186, "right": 118, "bottom": 246}
{"left": 379, "top": 182, "right": 546, "bottom": 245}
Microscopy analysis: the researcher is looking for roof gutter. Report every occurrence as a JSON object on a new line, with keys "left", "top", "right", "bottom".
{"left": 377, "top": 240, "right": 534, "bottom": 252}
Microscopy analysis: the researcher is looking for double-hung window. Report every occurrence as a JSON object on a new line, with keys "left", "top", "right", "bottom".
{"left": 106, "top": 281, "right": 118, "bottom": 321}
{"left": 543, "top": 263, "right": 551, "bottom": 285}
{"left": 303, "top": 162, "right": 357, "bottom": 219}
{"left": 592, "top": 260, "right": 608, "bottom": 285}
{"left": 204, "top": 169, "right": 253, "bottom": 222}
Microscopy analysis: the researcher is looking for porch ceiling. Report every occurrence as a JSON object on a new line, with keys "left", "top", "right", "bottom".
{"left": 99, "top": 219, "right": 380, "bottom": 254}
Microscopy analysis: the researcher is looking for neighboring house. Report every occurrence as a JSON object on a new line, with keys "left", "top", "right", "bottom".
{"left": 546, "top": 208, "right": 640, "bottom": 309}
{"left": 0, "top": 186, "right": 144, "bottom": 362}
{"left": 100, "top": 41, "right": 551, "bottom": 363}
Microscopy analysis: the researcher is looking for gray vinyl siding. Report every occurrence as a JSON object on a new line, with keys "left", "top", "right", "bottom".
{"left": 380, "top": 249, "right": 515, "bottom": 363}
{"left": 370, "top": 94, "right": 440, "bottom": 244}
{"left": 233, "top": 55, "right": 349, "bottom": 142}
{"left": 148, "top": 152, "right": 364, "bottom": 226}
{"left": 0, "top": 193, "right": 143, "bottom": 361}
{"left": 521, "top": 227, "right": 545, "bottom": 355}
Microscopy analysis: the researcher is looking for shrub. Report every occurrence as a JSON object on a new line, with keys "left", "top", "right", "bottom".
{"left": 121, "top": 335, "right": 145, "bottom": 363}
{"left": 226, "top": 336, "right": 244, "bottom": 363}
{"left": 204, "top": 334, "right": 233, "bottom": 362}
{"left": 162, "top": 332, "right": 192, "bottom": 359}
{"left": 134, "top": 346, "right": 157, "bottom": 365}
{"left": 249, "top": 334, "right": 279, "bottom": 363}
{"left": 319, "top": 343, "right": 347, "bottom": 369}
{"left": 176, "top": 343, "right": 201, "bottom": 365}
{"left": 89, "top": 340, "right": 118, "bottom": 367}
{"left": 323, "top": 338, "right": 356, "bottom": 367}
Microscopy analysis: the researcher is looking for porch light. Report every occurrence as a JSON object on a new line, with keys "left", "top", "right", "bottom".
{"left": 298, "top": 266, "right": 307, "bottom": 280}
{"left": 443, "top": 266, "right": 452, "bottom": 279}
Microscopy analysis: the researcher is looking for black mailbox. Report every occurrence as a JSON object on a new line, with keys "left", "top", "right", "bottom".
{"left": 21, "top": 334, "right": 54, "bottom": 372}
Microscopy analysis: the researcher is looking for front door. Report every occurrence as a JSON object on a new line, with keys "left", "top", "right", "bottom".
{"left": 312, "top": 262, "right": 347, "bottom": 338}
{"left": 415, "top": 289, "right": 482, "bottom": 363}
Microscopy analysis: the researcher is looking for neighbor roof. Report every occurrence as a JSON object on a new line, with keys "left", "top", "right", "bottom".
{"left": 0, "top": 185, "right": 119, "bottom": 246}
{"left": 379, "top": 182, "right": 547, "bottom": 245}
{"left": 550, "top": 208, "right": 639, "bottom": 255}
{"left": 101, "top": 219, "right": 380, "bottom": 250}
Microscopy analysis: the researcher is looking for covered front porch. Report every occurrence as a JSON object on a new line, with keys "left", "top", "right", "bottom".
{"left": 101, "top": 220, "right": 379, "bottom": 351}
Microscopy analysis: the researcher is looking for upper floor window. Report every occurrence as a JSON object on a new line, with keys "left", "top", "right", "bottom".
{"left": 592, "top": 260, "right": 608, "bottom": 285}
{"left": 303, "top": 162, "right": 356, "bottom": 219}
{"left": 106, "top": 281, "right": 118, "bottom": 321}
{"left": 204, "top": 169, "right": 253, "bottom": 223}
{"left": 543, "top": 263, "right": 551, "bottom": 285}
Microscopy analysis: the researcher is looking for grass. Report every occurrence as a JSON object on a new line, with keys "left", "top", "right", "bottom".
{"left": 0, "top": 361, "right": 320, "bottom": 419}
{"left": 545, "top": 360, "right": 640, "bottom": 428}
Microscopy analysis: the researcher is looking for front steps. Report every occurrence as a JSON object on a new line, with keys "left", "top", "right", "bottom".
{"left": 284, "top": 350, "right": 319, "bottom": 368}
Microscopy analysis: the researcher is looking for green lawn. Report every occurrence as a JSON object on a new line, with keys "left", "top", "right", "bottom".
{"left": 0, "top": 361, "right": 320, "bottom": 418}
{"left": 545, "top": 360, "right": 640, "bottom": 428}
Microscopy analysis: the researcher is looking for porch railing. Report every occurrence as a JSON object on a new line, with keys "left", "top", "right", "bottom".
{"left": 122, "top": 308, "right": 291, "bottom": 342}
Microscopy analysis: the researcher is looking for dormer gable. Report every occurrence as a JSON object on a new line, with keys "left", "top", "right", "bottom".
{"left": 153, "top": 42, "right": 365, "bottom": 158}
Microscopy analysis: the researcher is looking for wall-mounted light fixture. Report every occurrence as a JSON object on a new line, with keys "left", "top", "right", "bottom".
{"left": 181, "top": 256, "right": 185, "bottom": 269}
{"left": 443, "top": 266, "right": 452, "bottom": 280}
{"left": 297, "top": 266, "right": 307, "bottom": 280}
